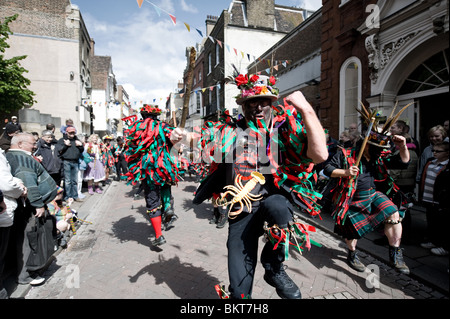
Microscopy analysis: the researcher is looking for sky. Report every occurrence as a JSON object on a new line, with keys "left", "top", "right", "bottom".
{"left": 71, "top": 0, "right": 322, "bottom": 107}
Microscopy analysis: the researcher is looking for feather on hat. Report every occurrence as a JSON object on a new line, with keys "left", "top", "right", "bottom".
{"left": 356, "top": 100, "right": 414, "bottom": 148}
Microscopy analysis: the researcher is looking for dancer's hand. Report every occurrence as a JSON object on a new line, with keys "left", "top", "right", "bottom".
{"left": 348, "top": 166, "right": 359, "bottom": 177}
{"left": 391, "top": 135, "right": 407, "bottom": 149}
{"left": 170, "top": 128, "right": 187, "bottom": 144}
{"left": 286, "top": 91, "right": 314, "bottom": 115}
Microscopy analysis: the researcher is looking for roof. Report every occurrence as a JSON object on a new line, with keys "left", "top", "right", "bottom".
{"left": 227, "top": 0, "right": 305, "bottom": 33}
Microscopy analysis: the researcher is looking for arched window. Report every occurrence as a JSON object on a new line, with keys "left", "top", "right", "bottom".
{"left": 340, "top": 57, "right": 362, "bottom": 133}
{"left": 399, "top": 49, "right": 449, "bottom": 95}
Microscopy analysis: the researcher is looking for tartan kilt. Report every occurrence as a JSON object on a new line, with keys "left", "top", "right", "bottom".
{"left": 334, "top": 189, "right": 401, "bottom": 239}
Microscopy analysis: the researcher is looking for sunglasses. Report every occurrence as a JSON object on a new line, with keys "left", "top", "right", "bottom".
{"left": 432, "top": 150, "right": 447, "bottom": 153}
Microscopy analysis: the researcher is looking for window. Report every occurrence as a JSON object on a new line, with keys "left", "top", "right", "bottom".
{"left": 208, "top": 53, "right": 212, "bottom": 74}
{"left": 399, "top": 49, "right": 449, "bottom": 95}
{"left": 340, "top": 57, "right": 362, "bottom": 133}
{"left": 215, "top": 43, "right": 220, "bottom": 66}
{"left": 196, "top": 92, "right": 201, "bottom": 114}
{"left": 216, "top": 86, "right": 220, "bottom": 109}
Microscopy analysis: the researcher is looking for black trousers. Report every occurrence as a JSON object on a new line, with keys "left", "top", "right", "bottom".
{"left": 115, "top": 156, "right": 128, "bottom": 178}
{"left": 226, "top": 194, "right": 294, "bottom": 298}
{"left": 0, "top": 226, "right": 11, "bottom": 290}
{"left": 143, "top": 182, "right": 162, "bottom": 218}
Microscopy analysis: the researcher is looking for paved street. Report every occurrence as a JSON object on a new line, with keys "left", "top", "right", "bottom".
{"left": 14, "top": 177, "right": 448, "bottom": 300}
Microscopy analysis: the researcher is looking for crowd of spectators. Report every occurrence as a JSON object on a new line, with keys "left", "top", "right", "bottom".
{"left": 0, "top": 118, "right": 125, "bottom": 299}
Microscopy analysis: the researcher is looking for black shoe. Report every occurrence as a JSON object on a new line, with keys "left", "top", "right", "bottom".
{"left": 163, "top": 209, "right": 175, "bottom": 224}
{"left": 151, "top": 235, "right": 166, "bottom": 246}
{"left": 164, "top": 214, "right": 178, "bottom": 231}
{"left": 209, "top": 207, "right": 220, "bottom": 224}
{"left": 216, "top": 214, "right": 228, "bottom": 229}
{"left": 263, "top": 265, "right": 301, "bottom": 299}
{"left": 389, "top": 246, "right": 410, "bottom": 274}
{"left": 347, "top": 250, "right": 366, "bottom": 272}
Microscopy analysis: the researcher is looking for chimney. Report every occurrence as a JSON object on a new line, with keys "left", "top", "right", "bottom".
{"left": 205, "top": 15, "right": 218, "bottom": 36}
{"left": 90, "top": 38, "right": 95, "bottom": 56}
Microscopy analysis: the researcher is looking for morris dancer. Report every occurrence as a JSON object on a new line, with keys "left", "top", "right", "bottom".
{"left": 173, "top": 74, "right": 327, "bottom": 299}
{"left": 123, "top": 105, "right": 180, "bottom": 246}
{"left": 324, "top": 103, "right": 412, "bottom": 274}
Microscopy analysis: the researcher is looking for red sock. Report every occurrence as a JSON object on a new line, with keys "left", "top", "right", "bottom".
{"left": 150, "top": 216, "right": 162, "bottom": 238}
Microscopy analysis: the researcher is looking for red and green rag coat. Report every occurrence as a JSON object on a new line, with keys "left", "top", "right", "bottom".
{"left": 122, "top": 116, "right": 179, "bottom": 187}
{"left": 193, "top": 99, "right": 323, "bottom": 218}
{"left": 324, "top": 147, "right": 410, "bottom": 238}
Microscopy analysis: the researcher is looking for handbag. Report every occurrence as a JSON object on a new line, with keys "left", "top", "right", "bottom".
{"left": 26, "top": 213, "right": 57, "bottom": 271}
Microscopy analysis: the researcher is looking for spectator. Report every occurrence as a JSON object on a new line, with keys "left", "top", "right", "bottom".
{"left": 114, "top": 137, "right": 128, "bottom": 181}
{"left": 403, "top": 123, "right": 421, "bottom": 154}
{"left": 387, "top": 121, "right": 419, "bottom": 244}
{"left": 9, "top": 116, "right": 23, "bottom": 133}
{"left": 83, "top": 134, "right": 106, "bottom": 194}
{"left": 416, "top": 125, "right": 447, "bottom": 184}
{"left": 0, "top": 123, "right": 20, "bottom": 152}
{"left": 6, "top": 133, "right": 57, "bottom": 286}
{"left": 77, "top": 134, "right": 88, "bottom": 200}
{"left": 418, "top": 141, "right": 449, "bottom": 256}
{"left": 46, "top": 123, "right": 56, "bottom": 134}
{"left": 338, "top": 130, "right": 361, "bottom": 149}
{"left": 47, "top": 188, "right": 76, "bottom": 248}
{"left": 57, "top": 126, "right": 84, "bottom": 201}
{"left": 348, "top": 123, "right": 361, "bottom": 136}
{"left": 60, "top": 119, "right": 75, "bottom": 135}
{"left": 35, "top": 130, "right": 62, "bottom": 186}
{"left": 0, "top": 149, "right": 27, "bottom": 299}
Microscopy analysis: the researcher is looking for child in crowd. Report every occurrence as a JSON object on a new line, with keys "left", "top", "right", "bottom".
{"left": 83, "top": 134, "right": 106, "bottom": 194}
{"left": 47, "top": 187, "right": 77, "bottom": 248}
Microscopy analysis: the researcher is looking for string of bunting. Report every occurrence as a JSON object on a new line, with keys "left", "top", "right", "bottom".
{"left": 136, "top": 0, "right": 291, "bottom": 72}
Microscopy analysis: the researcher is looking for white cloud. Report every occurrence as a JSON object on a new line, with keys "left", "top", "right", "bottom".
{"left": 84, "top": 7, "right": 197, "bottom": 107}
{"left": 180, "top": 0, "right": 199, "bottom": 14}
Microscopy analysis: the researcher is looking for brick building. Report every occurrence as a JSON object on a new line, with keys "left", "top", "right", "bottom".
{"left": 0, "top": 0, "right": 93, "bottom": 136}
{"left": 248, "top": 0, "right": 448, "bottom": 145}
{"left": 320, "top": 0, "right": 449, "bottom": 141}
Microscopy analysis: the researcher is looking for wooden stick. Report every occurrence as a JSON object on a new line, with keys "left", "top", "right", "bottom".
{"left": 355, "top": 116, "right": 376, "bottom": 167}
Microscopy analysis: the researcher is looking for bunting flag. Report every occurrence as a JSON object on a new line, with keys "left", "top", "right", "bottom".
{"left": 169, "top": 14, "right": 177, "bottom": 25}
{"left": 137, "top": 0, "right": 292, "bottom": 66}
